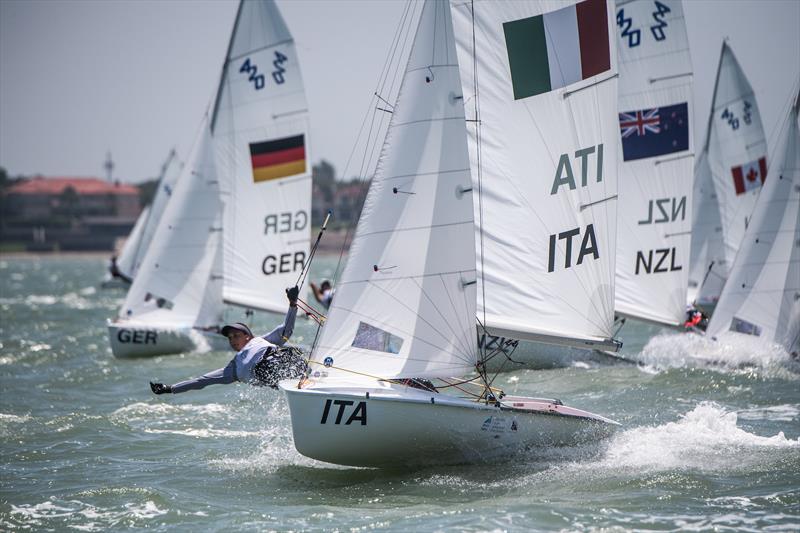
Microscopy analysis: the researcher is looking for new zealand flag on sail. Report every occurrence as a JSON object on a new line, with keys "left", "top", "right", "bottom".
{"left": 619, "top": 102, "right": 689, "bottom": 161}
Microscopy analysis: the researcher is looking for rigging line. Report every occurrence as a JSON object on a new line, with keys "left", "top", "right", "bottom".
{"left": 431, "top": 0, "right": 439, "bottom": 68}
{"left": 424, "top": 274, "right": 475, "bottom": 360}
{"left": 470, "top": 0, "right": 493, "bottom": 395}
{"left": 409, "top": 276, "right": 473, "bottom": 359}
{"left": 363, "top": 0, "right": 419, "bottom": 180}
{"left": 329, "top": 3, "right": 417, "bottom": 297}
{"left": 366, "top": 281, "right": 476, "bottom": 364}
{"left": 470, "top": 0, "right": 487, "bottom": 336}
{"left": 393, "top": 116, "right": 466, "bottom": 128}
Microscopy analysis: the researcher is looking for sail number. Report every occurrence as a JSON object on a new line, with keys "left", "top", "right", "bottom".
{"left": 320, "top": 399, "right": 367, "bottom": 426}
{"left": 616, "top": 1, "right": 672, "bottom": 48}
{"left": 239, "top": 51, "right": 289, "bottom": 91}
{"left": 720, "top": 101, "right": 753, "bottom": 131}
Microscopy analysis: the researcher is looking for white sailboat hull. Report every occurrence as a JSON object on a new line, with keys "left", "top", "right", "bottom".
{"left": 281, "top": 382, "right": 619, "bottom": 468}
{"left": 108, "top": 321, "right": 228, "bottom": 358}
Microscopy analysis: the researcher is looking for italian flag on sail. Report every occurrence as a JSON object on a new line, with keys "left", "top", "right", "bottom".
{"left": 503, "top": 0, "right": 610, "bottom": 100}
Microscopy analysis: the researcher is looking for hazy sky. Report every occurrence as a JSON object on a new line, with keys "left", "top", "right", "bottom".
{"left": 1, "top": 0, "right": 798, "bottom": 183}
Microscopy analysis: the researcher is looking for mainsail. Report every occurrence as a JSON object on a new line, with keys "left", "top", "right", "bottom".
{"left": 118, "top": 119, "right": 224, "bottom": 330}
{"left": 689, "top": 41, "right": 768, "bottom": 309}
{"left": 613, "top": 0, "right": 694, "bottom": 326}
{"left": 212, "top": 0, "right": 311, "bottom": 314}
{"left": 451, "top": 0, "right": 620, "bottom": 350}
{"left": 706, "top": 89, "right": 800, "bottom": 354}
{"left": 308, "top": 0, "right": 478, "bottom": 381}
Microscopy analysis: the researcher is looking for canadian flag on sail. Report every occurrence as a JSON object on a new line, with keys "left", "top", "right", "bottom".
{"left": 731, "top": 157, "right": 767, "bottom": 195}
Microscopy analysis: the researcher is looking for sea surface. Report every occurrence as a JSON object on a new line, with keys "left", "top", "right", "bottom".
{"left": 1, "top": 255, "right": 798, "bottom": 532}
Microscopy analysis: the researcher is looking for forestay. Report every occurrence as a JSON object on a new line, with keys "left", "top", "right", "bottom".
{"left": 212, "top": 0, "right": 311, "bottom": 313}
{"left": 119, "top": 120, "right": 224, "bottom": 329}
{"left": 707, "top": 90, "right": 800, "bottom": 354}
{"left": 308, "top": 0, "right": 478, "bottom": 381}
{"left": 450, "top": 0, "right": 620, "bottom": 349}
{"left": 689, "top": 42, "right": 768, "bottom": 309}
{"left": 614, "top": 0, "right": 694, "bottom": 326}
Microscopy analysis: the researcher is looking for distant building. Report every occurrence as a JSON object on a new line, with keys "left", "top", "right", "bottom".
{"left": 4, "top": 177, "right": 140, "bottom": 220}
{"left": 1, "top": 176, "right": 141, "bottom": 251}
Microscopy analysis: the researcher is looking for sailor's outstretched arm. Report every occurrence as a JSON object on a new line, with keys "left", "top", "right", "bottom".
{"left": 151, "top": 360, "right": 237, "bottom": 394}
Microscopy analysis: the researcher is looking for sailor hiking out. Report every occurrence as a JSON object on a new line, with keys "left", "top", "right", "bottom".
{"left": 150, "top": 286, "right": 307, "bottom": 394}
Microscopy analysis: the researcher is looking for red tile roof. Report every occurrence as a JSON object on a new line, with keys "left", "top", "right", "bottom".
{"left": 7, "top": 177, "right": 139, "bottom": 196}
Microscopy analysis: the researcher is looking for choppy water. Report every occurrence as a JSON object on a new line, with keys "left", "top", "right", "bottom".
{"left": 1, "top": 255, "right": 798, "bottom": 531}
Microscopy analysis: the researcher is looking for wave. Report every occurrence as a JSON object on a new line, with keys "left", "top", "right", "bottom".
{"left": 636, "top": 332, "right": 798, "bottom": 376}
{"left": 596, "top": 402, "right": 799, "bottom": 473}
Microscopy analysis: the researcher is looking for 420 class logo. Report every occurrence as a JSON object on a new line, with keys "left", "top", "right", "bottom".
{"left": 239, "top": 50, "right": 289, "bottom": 90}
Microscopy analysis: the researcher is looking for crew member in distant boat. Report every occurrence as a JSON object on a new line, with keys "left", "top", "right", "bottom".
{"left": 309, "top": 279, "right": 334, "bottom": 309}
{"left": 683, "top": 305, "right": 708, "bottom": 332}
{"left": 108, "top": 256, "right": 132, "bottom": 284}
{"left": 149, "top": 286, "right": 307, "bottom": 394}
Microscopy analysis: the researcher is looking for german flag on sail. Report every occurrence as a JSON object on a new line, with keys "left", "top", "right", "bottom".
{"left": 249, "top": 135, "right": 306, "bottom": 183}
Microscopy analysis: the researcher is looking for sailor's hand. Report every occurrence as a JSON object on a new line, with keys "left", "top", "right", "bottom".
{"left": 150, "top": 382, "right": 172, "bottom": 395}
{"left": 286, "top": 285, "right": 299, "bottom": 305}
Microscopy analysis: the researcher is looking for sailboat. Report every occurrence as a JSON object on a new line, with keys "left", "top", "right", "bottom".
{"left": 688, "top": 41, "right": 768, "bottom": 313}
{"left": 108, "top": 0, "right": 310, "bottom": 358}
{"left": 102, "top": 150, "right": 181, "bottom": 288}
{"left": 706, "top": 87, "right": 800, "bottom": 355}
{"left": 281, "top": 0, "right": 620, "bottom": 467}
{"left": 109, "top": 118, "right": 228, "bottom": 358}
{"left": 613, "top": 0, "right": 694, "bottom": 327}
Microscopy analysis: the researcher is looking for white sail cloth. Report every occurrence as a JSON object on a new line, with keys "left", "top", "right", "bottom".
{"left": 118, "top": 120, "right": 224, "bottom": 329}
{"left": 115, "top": 205, "right": 150, "bottom": 279}
{"left": 212, "top": 0, "right": 311, "bottom": 314}
{"left": 707, "top": 92, "right": 800, "bottom": 353}
{"left": 451, "top": 0, "right": 620, "bottom": 349}
{"left": 308, "top": 0, "right": 478, "bottom": 381}
{"left": 614, "top": 0, "right": 694, "bottom": 326}
{"left": 689, "top": 42, "right": 768, "bottom": 308}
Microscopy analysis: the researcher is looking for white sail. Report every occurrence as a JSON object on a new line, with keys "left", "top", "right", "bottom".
{"left": 689, "top": 42, "right": 768, "bottom": 309}
{"left": 307, "top": 0, "right": 477, "bottom": 381}
{"left": 613, "top": 0, "right": 694, "bottom": 326}
{"left": 450, "top": 0, "right": 620, "bottom": 350}
{"left": 687, "top": 149, "right": 724, "bottom": 304}
{"left": 131, "top": 150, "right": 182, "bottom": 278}
{"left": 118, "top": 119, "right": 224, "bottom": 329}
{"left": 212, "top": 0, "right": 311, "bottom": 313}
{"left": 115, "top": 204, "right": 150, "bottom": 279}
{"left": 707, "top": 90, "right": 800, "bottom": 354}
